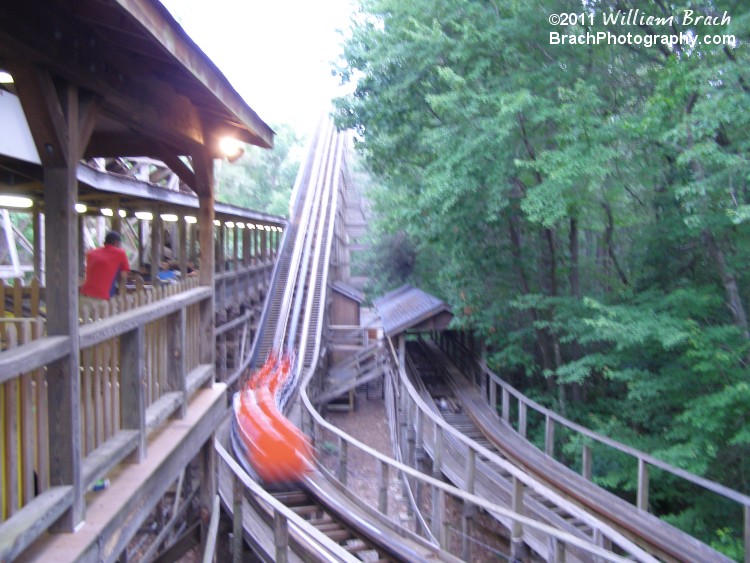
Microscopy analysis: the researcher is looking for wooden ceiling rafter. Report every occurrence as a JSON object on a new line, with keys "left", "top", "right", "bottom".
{"left": 0, "top": 0, "right": 275, "bottom": 200}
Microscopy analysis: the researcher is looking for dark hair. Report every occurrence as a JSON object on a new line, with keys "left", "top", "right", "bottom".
{"left": 104, "top": 231, "right": 122, "bottom": 245}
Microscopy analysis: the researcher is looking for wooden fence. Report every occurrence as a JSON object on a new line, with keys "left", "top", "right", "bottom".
{"left": 0, "top": 257, "right": 274, "bottom": 558}
{"left": 433, "top": 330, "right": 750, "bottom": 563}
{"left": 0, "top": 276, "right": 212, "bottom": 554}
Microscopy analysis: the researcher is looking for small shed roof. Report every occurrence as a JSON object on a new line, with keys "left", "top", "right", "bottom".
{"left": 331, "top": 281, "right": 365, "bottom": 304}
{"left": 374, "top": 285, "right": 452, "bottom": 337}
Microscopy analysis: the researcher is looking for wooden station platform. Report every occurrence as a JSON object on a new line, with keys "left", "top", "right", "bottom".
{"left": 18, "top": 384, "right": 227, "bottom": 563}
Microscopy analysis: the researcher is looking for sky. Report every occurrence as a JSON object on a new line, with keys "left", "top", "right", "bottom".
{"left": 160, "top": 0, "right": 355, "bottom": 135}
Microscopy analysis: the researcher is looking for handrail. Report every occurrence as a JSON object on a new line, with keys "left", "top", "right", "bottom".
{"left": 215, "top": 433, "right": 360, "bottom": 562}
{"left": 299, "top": 361, "right": 640, "bottom": 561}
{"left": 79, "top": 287, "right": 211, "bottom": 348}
{"left": 439, "top": 332, "right": 750, "bottom": 507}
{"left": 382, "top": 336, "right": 659, "bottom": 561}
{"left": 214, "top": 260, "right": 272, "bottom": 283}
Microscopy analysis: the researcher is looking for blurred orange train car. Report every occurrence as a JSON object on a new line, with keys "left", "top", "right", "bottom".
{"left": 232, "top": 353, "right": 312, "bottom": 483}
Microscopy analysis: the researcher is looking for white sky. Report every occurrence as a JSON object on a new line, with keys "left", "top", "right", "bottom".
{"left": 160, "top": 0, "right": 355, "bottom": 135}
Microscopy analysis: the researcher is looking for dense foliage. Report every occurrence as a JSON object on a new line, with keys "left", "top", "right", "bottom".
{"left": 215, "top": 122, "right": 302, "bottom": 217}
{"left": 334, "top": 0, "right": 749, "bottom": 554}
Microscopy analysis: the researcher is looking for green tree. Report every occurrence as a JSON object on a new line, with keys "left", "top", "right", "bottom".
{"left": 215, "top": 122, "right": 302, "bottom": 217}
{"left": 334, "top": 0, "right": 750, "bottom": 553}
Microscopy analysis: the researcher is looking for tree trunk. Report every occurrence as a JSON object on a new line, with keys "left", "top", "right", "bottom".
{"left": 508, "top": 215, "right": 553, "bottom": 373}
{"left": 602, "top": 202, "right": 629, "bottom": 287}
{"left": 703, "top": 230, "right": 750, "bottom": 343}
{"left": 569, "top": 218, "right": 580, "bottom": 298}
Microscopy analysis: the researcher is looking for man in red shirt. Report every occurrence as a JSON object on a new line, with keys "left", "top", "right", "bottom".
{"left": 80, "top": 230, "right": 131, "bottom": 302}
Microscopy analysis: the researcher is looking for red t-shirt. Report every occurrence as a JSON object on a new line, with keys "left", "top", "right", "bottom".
{"left": 80, "top": 245, "right": 131, "bottom": 300}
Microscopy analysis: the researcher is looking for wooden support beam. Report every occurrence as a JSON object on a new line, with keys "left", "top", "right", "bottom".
{"left": 158, "top": 147, "right": 197, "bottom": 190}
{"left": 151, "top": 210, "right": 163, "bottom": 276}
{"left": 194, "top": 150, "right": 215, "bottom": 373}
{"left": 121, "top": 326, "right": 146, "bottom": 462}
{"left": 232, "top": 475, "right": 243, "bottom": 563}
{"left": 41, "top": 80, "right": 83, "bottom": 532}
{"left": 9, "top": 64, "right": 69, "bottom": 166}
{"left": 32, "top": 202, "right": 44, "bottom": 283}
{"left": 167, "top": 308, "right": 187, "bottom": 418}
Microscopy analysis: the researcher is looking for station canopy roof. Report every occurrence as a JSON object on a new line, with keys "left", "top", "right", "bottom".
{"left": 0, "top": 0, "right": 275, "bottom": 196}
{"left": 374, "top": 285, "right": 453, "bottom": 338}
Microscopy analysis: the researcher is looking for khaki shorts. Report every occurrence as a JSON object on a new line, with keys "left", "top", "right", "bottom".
{"left": 79, "top": 294, "right": 109, "bottom": 322}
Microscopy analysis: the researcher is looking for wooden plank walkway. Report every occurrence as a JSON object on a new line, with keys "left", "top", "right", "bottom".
{"left": 17, "top": 384, "right": 227, "bottom": 563}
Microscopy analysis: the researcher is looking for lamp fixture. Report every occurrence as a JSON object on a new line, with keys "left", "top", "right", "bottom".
{"left": 0, "top": 195, "right": 33, "bottom": 209}
{"left": 135, "top": 211, "right": 153, "bottom": 221}
{"left": 160, "top": 213, "right": 178, "bottom": 222}
{"left": 118, "top": 209, "right": 127, "bottom": 218}
{"left": 213, "top": 219, "right": 221, "bottom": 226}
{"left": 236, "top": 222, "right": 245, "bottom": 229}
{"left": 219, "top": 136, "right": 244, "bottom": 162}
{"left": 101, "top": 207, "right": 113, "bottom": 217}
{"left": 185, "top": 215, "right": 197, "bottom": 224}
{"left": 75, "top": 203, "right": 87, "bottom": 213}
{"left": 225, "top": 221, "right": 235, "bottom": 228}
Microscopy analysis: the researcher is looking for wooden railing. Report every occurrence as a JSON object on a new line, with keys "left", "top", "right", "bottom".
{"left": 328, "top": 324, "right": 370, "bottom": 348}
{"left": 0, "top": 282, "right": 214, "bottom": 561}
{"left": 433, "top": 330, "right": 750, "bottom": 563}
{"left": 214, "top": 262, "right": 273, "bottom": 386}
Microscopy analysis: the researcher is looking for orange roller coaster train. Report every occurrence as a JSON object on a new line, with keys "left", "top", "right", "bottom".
{"left": 231, "top": 352, "right": 313, "bottom": 483}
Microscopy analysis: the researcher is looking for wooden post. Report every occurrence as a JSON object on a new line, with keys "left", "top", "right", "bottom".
{"left": 151, "top": 211, "right": 163, "bottom": 277}
{"left": 189, "top": 221, "right": 197, "bottom": 265}
{"left": 242, "top": 227, "right": 250, "bottom": 268}
{"left": 502, "top": 387, "right": 510, "bottom": 423}
{"left": 582, "top": 444, "right": 592, "bottom": 480}
{"left": 637, "top": 458, "right": 649, "bottom": 511}
{"left": 545, "top": 414, "right": 555, "bottom": 457}
{"left": 549, "top": 536, "right": 566, "bottom": 563}
{"left": 111, "top": 199, "right": 121, "bottom": 234}
{"left": 232, "top": 224, "right": 239, "bottom": 271}
{"left": 32, "top": 202, "right": 44, "bottom": 284}
{"left": 274, "top": 511, "right": 289, "bottom": 563}
{"left": 138, "top": 219, "right": 146, "bottom": 269}
{"left": 743, "top": 504, "right": 749, "bottom": 563}
{"left": 378, "top": 460, "right": 389, "bottom": 515}
{"left": 519, "top": 402, "right": 527, "bottom": 438}
{"left": 178, "top": 216, "right": 188, "bottom": 278}
{"left": 488, "top": 378, "right": 497, "bottom": 418}
{"left": 260, "top": 227, "right": 268, "bottom": 262}
{"left": 462, "top": 448, "right": 476, "bottom": 560}
{"left": 511, "top": 476, "right": 528, "bottom": 560}
{"left": 121, "top": 326, "right": 146, "bottom": 461}
{"left": 232, "top": 474, "right": 243, "bottom": 563}
{"left": 167, "top": 308, "right": 187, "bottom": 417}
{"left": 41, "top": 79, "right": 84, "bottom": 530}
{"left": 338, "top": 437, "right": 348, "bottom": 486}
{"left": 78, "top": 213, "right": 86, "bottom": 284}
{"left": 194, "top": 151, "right": 216, "bottom": 377}
{"left": 200, "top": 438, "right": 217, "bottom": 549}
